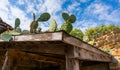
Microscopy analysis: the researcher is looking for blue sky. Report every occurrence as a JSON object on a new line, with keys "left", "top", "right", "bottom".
{"left": 0, "top": 0, "right": 120, "bottom": 32}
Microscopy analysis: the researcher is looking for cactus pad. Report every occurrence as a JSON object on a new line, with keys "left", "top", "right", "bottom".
{"left": 61, "top": 22, "right": 73, "bottom": 33}
{"left": 68, "top": 14, "right": 76, "bottom": 23}
{"left": 15, "top": 18, "right": 20, "bottom": 29}
{"left": 37, "top": 12, "right": 50, "bottom": 22}
{"left": 49, "top": 19, "right": 57, "bottom": 32}
{"left": 62, "top": 12, "right": 69, "bottom": 21}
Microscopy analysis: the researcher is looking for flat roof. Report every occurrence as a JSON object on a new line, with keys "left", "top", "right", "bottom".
{"left": 0, "top": 31, "right": 112, "bottom": 62}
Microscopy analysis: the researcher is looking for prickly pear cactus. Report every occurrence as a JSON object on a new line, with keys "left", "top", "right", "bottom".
{"left": 30, "top": 12, "right": 51, "bottom": 33}
{"left": 49, "top": 19, "right": 57, "bottom": 32}
{"left": 68, "top": 14, "right": 76, "bottom": 23}
{"left": 1, "top": 34, "right": 12, "bottom": 41}
{"left": 37, "top": 12, "right": 50, "bottom": 22}
{"left": 30, "top": 21, "right": 38, "bottom": 33}
{"left": 61, "top": 22, "right": 73, "bottom": 33}
{"left": 60, "top": 12, "right": 76, "bottom": 33}
{"left": 15, "top": 27, "right": 22, "bottom": 33}
{"left": 62, "top": 12, "right": 69, "bottom": 21}
{"left": 15, "top": 18, "right": 20, "bottom": 29}
{"left": 30, "top": 13, "right": 38, "bottom": 33}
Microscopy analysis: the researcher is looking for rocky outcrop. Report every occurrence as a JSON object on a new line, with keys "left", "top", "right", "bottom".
{"left": 94, "top": 30, "right": 120, "bottom": 70}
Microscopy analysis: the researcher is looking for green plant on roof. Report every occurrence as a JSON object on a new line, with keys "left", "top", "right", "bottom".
{"left": 22, "top": 30, "right": 30, "bottom": 34}
{"left": 30, "top": 12, "right": 50, "bottom": 33}
{"left": 1, "top": 34, "right": 12, "bottom": 41}
{"left": 60, "top": 12, "right": 76, "bottom": 33}
{"left": 15, "top": 18, "right": 20, "bottom": 29}
{"left": 49, "top": 19, "right": 57, "bottom": 32}
{"left": 70, "top": 28, "right": 84, "bottom": 40}
{"left": 1, "top": 18, "right": 22, "bottom": 41}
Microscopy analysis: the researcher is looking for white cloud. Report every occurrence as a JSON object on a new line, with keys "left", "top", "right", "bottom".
{"left": 84, "top": 2, "right": 120, "bottom": 23}
{"left": 24, "top": 0, "right": 65, "bottom": 31}
{"left": 17, "top": 0, "right": 25, "bottom": 5}
{"left": 0, "top": 0, "right": 65, "bottom": 31}
{"left": 67, "top": 1, "right": 81, "bottom": 12}
{"left": 39, "top": 0, "right": 64, "bottom": 14}
{"left": 74, "top": 20, "right": 98, "bottom": 32}
{"left": 0, "top": 0, "right": 9, "bottom": 12}
{"left": 1, "top": 0, "right": 119, "bottom": 32}
{"left": 0, "top": 0, "right": 31, "bottom": 30}
{"left": 26, "top": 2, "right": 37, "bottom": 14}
{"left": 10, "top": 6, "right": 31, "bottom": 30}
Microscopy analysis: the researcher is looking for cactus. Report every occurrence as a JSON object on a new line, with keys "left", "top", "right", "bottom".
{"left": 30, "top": 21, "right": 38, "bottom": 33}
{"left": 68, "top": 14, "right": 76, "bottom": 23}
{"left": 60, "top": 12, "right": 76, "bottom": 33}
{"left": 15, "top": 27, "right": 22, "bottom": 33}
{"left": 1, "top": 34, "right": 12, "bottom": 41}
{"left": 15, "top": 18, "right": 20, "bottom": 29}
{"left": 37, "top": 12, "right": 50, "bottom": 22}
{"left": 49, "top": 19, "right": 57, "bottom": 32}
{"left": 61, "top": 22, "right": 73, "bottom": 33}
{"left": 30, "top": 13, "right": 38, "bottom": 33}
{"left": 62, "top": 12, "right": 69, "bottom": 21}
{"left": 30, "top": 12, "right": 50, "bottom": 33}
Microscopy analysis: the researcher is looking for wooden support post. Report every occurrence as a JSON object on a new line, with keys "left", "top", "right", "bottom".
{"left": 66, "top": 57, "right": 80, "bottom": 70}
{"left": 2, "top": 51, "right": 13, "bottom": 70}
{"left": 65, "top": 47, "right": 80, "bottom": 70}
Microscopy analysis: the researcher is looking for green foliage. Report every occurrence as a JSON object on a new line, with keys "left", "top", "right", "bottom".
{"left": 61, "top": 22, "right": 73, "bottom": 33}
{"left": 85, "top": 24, "right": 120, "bottom": 39}
{"left": 37, "top": 12, "right": 50, "bottom": 22}
{"left": 61, "top": 12, "right": 76, "bottom": 33}
{"left": 83, "top": 36, "right": 88, "bottom": 42}
{"left": 22, "top": 30, "right": 30, "bottom": 34}
{"left": 70, "top": 28, "right": 84, "bottom": 40}
{"left": 88, "top": 39, "right": 95, "bottom": 45}
{"left": 1, "top": 34, "right": 12, "bottom": 41}
{"left": 49, "top": 19, "right": 57, "bottom": 32}
{"left": 15, "top": 18, "right": 20, "bottom": 29}
{"left": 99, "top": 47, "right": 112, "bottom": 54}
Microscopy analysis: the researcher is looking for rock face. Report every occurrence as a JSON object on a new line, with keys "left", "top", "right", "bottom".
{"left": 94, "top": 30, "right": 120, "bottom": 70}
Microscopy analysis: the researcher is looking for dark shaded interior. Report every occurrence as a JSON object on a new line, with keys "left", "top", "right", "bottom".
{"left": 14, "top": 60, "right": 61, "bottom": 70}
